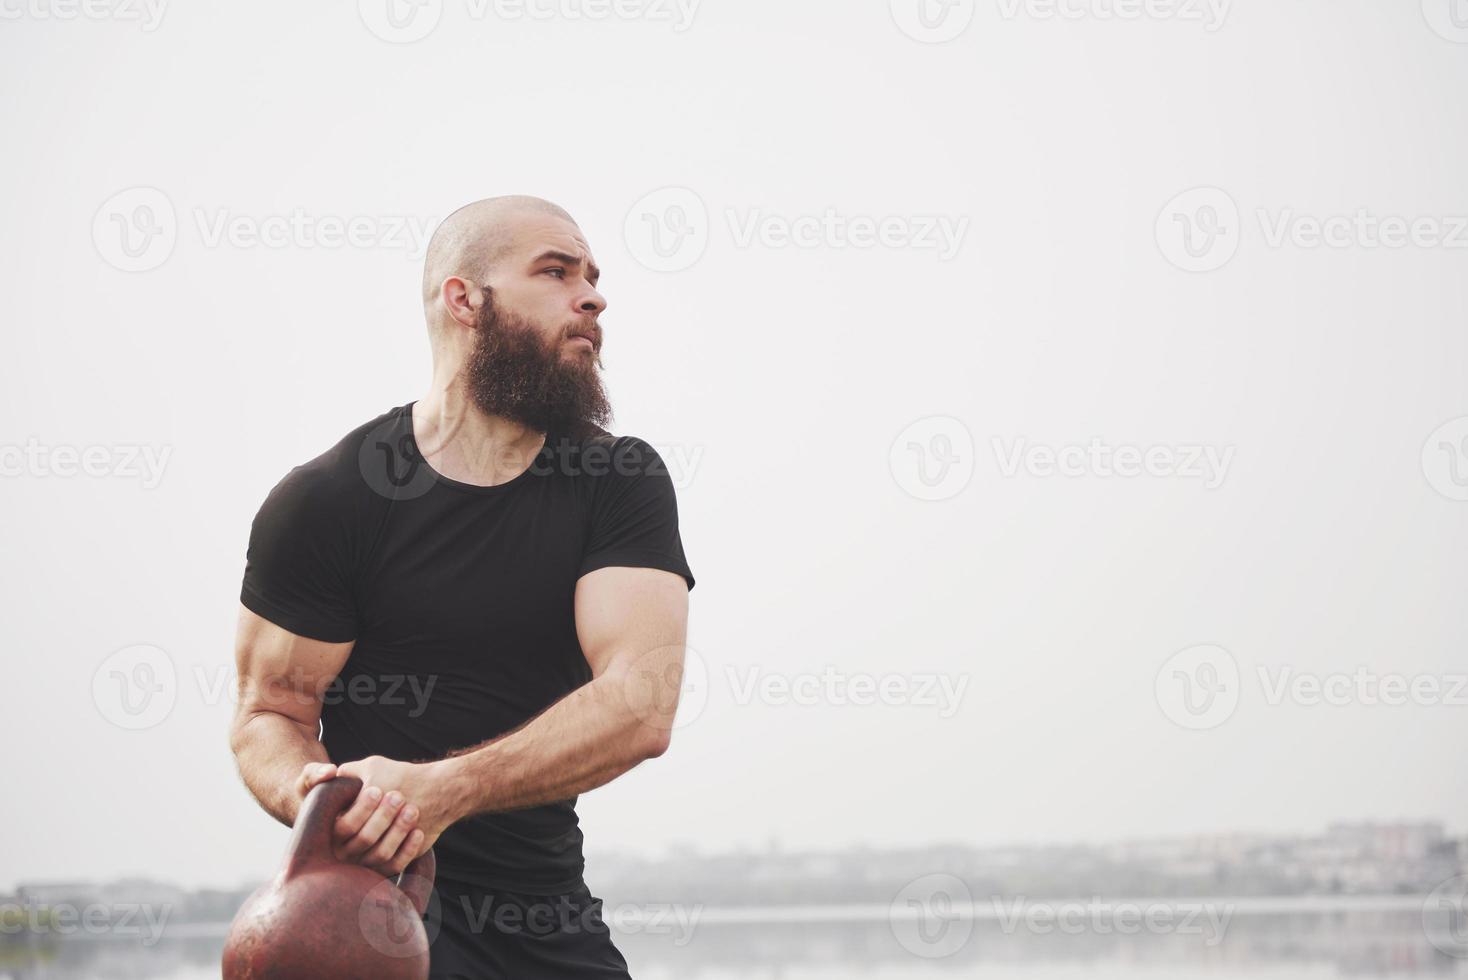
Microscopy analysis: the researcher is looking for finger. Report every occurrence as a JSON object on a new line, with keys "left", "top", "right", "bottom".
{"left": 373, "top": 829, "right": 426, "bottom": 878}
{"left": 363, "top": 805, "right": 421, "bottom": 874}
{"left": 333, "top": 784, "right": 384, "bottom": 843}
{"left": 339, "top": 791, "right": 405, "bottom": 858}
{"left": 394, "top": 830, "right": 428, "bottom": 876}
{"left": 297, "top": 762, "right": 336, "bottom": 796}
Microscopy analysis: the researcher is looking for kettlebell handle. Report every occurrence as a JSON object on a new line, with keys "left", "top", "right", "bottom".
{"left": 287, "top": 775, "right": 437, "bottom": 916}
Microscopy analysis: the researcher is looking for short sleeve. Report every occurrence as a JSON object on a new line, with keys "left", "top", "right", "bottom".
{"left": 240, "top": 467, "right": 360, "bottom": 643}
{"left": 578, "top": 437, "right": 695, "bottom": 591}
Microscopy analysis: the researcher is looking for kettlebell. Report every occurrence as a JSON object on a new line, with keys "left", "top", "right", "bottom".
{"left": 222, "top": 775, "right": 437, "bottom": 979}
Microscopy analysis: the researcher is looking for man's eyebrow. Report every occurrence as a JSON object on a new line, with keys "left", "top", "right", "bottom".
{"left": 531, "top": 249, "right": 600, "bottom": 285}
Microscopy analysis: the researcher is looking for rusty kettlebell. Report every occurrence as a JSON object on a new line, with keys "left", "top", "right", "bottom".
{"left": 222, "top": 775, "right": 437, "bottom": 979}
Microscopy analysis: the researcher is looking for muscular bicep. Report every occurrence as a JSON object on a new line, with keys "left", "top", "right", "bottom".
{"left": 231, "top": 602, "right": 354, "bottom": 738}
{"left": 574, "top": 566, "right": 689, "bottom": 680}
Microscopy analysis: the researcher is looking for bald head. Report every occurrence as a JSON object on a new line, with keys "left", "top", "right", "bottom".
{"left": 421, "top": 195, "right": 576, "bottom": 307}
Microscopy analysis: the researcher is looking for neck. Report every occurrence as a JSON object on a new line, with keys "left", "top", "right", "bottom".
{"left": 413, "top": 368, "right": 546, "bottom": 487}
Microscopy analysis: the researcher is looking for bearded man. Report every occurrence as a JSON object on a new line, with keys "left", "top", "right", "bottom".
{"left": 228, "top": 195, "right": 695, "bottom": 979}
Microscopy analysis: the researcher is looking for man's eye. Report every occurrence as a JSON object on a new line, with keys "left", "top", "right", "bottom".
{"left": 544, "top": 268, "right": 566, "bottom": 279}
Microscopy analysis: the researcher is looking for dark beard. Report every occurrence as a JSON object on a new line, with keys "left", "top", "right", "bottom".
{"left": 463, "top": 291, "right": 612, "bottom": 437}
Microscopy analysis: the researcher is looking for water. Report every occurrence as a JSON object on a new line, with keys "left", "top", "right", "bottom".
{"left": 2, "top": 906, "right": 1465, "bottom": 978}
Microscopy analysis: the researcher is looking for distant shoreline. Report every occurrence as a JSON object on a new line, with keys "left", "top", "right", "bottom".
{"left": 2, "top": 892, "right": 1442, "bottom": 941}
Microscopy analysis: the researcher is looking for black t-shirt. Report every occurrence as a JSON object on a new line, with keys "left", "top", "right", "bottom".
{"left": 239, "top": 402, "right": 694, "bottom": 893}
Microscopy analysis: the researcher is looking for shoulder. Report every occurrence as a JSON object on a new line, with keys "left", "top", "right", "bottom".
{"left": 547, "top": 425, "right": 671, "bottom": 482}
{"left": 256, "top": 404, "right": 410, "bottom": 521}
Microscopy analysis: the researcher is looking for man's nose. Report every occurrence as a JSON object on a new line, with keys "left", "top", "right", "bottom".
{"left": 575, "top": 285, "right": 606, "bottom": 316}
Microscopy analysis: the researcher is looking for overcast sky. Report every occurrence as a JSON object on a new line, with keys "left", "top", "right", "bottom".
{"left": 1, "top": 0, "right": 1466, "bottom": 891}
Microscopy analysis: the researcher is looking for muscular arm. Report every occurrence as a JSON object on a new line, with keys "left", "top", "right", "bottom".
{"left": 228, "top": 604, "right": 425, "bottom": 873}
{"left": 228, "top": 605, "right": 350, "bottom": 825}
{"left": 444, "top": 565, "right": 689, "bottom": 813}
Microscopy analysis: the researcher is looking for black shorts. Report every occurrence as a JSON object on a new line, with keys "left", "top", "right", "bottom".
{"left": 425, "top": 875, "right": 633, "bottom": 980}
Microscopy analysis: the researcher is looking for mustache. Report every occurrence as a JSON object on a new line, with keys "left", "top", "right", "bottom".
{"left": 564, "top": 320, "right": 602, "bottom": 347}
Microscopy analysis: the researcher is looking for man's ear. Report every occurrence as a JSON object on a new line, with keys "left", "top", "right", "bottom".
{"left": 441, "top": 275, "right": 485, "bottom": 330}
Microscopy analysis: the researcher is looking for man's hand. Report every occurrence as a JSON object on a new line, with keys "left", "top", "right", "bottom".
{"left": 333, "top": 756, "right": 461, "bottom": 875}
{"left": 295, "top": 761, "right": 339, "bottom": 804}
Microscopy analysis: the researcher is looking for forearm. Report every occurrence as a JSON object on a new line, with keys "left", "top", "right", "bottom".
{"left": 437, "top": 667, "right": 668, "bottom": 819}
{"left": 230, "top": 711, "right": 331, "bottom": 827}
